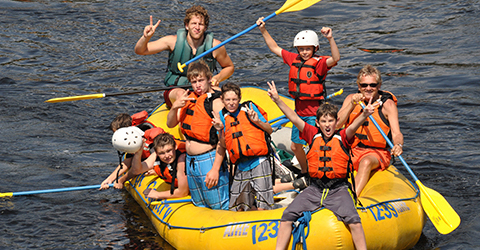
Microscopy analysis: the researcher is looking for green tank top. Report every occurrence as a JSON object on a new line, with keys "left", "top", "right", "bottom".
{"left": 164, "top": 29, "right": 216, "bottom": 86}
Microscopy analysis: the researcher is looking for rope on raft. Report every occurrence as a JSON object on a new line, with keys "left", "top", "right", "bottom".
{"left": 291, "top": 211, "right": 312, "bottom": 250}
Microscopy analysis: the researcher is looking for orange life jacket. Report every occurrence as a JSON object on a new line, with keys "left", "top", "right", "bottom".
{"left": 222, "top": 101, "right": 271, "bottom": 164}
{"left": 180, "top": 91, "right": 220, "bottom": 145}
{"left": 306, "top": 130, "right": 351, "bottom": 187}
{"left": 153, "top": 147, "right": 186, "bottom": 194}
{"left": 288, "top": 55, "right": 329, "bottom": 100}
{"left": 347, "top": 90, "right": 397, "bottom": 149}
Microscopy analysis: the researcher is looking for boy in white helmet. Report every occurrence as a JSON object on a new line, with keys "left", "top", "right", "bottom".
{"left": 256, "top": 18, "right": 340, "bottom": 184}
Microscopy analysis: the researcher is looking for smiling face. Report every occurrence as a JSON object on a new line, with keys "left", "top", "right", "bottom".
{"left": 221, "top": 90, "right": 240, "bottom": 113}
{"left": 185, "top": 15, "right": 206, "bottom": 41}
{"left": 296, "top": 45, "right": 316, "bottom": 61}
{"left": 316, "top": 114, "right": 337, "bottom": 138}
{"left": 155, "top": 144, "right": 176, "bottom": 165}
{"left": 358, "top": 74, "right": 380, "bottom": 102}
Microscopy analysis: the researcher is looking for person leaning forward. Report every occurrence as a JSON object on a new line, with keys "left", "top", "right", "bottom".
{"left": 134, "top": 5, "right": 234, "bottom": 107}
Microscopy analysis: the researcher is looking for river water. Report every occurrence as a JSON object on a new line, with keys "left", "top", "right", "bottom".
{"left": 1, "top": 0, "right": 479, "bottom": 249}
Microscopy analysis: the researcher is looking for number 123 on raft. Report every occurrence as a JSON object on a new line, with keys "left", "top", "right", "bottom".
{"left": 223, "top": 221, "right": 280, "bottom": 245}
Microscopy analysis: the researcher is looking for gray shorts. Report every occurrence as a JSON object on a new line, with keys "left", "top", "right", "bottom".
{"left": 229, "top": 159, "right": 274, "bottom": 211}
{"left": 281, "top": 184, "right": 361, "bottom": 224}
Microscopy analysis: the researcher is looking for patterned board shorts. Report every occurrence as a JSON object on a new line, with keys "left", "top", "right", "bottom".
{"left": 186, "top": 150, "right": 230, "bottom": 210}
{"left": 229, "top": 159, "right": 274, "bottom": 211}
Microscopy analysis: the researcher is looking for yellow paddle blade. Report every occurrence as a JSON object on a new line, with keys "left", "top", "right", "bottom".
{"left": 416, "top": 180, "right": 461, "bottom": 234}
{"left": 0, "top": 192, "right": 13, "bottom": 198}
{"left": 45, "top": 93, "right": 105, "bottom": 103}
{"left": 276, "top": 0, "right": 323, "bottom": 14}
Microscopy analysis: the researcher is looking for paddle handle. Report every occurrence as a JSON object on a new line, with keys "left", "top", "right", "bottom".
{"left": 359, "top": 103, "right": 418, "bottom": 182}
{"left": 1, "top": 184, "right": 114, "bottom": 197}
{"left": 178, "top": 12, "right": 277, "bottom": 72}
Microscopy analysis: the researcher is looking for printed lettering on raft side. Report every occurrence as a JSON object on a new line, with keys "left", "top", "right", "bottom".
{"left": 153, "top": 203, "right": 173, "bottom": 220}
{"left": 368, "top": 201, "right": 411, "bottom": 222}
{"left": 223, "top": 224, "right": 250, "bottom": 238}
{"left": 133, "top": 173, "right": 146, "bottom": 187}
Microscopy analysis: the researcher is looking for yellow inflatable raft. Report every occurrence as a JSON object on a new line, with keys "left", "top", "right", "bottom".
{"left": 124, "top": 87, "right": 425, "bottom": 250}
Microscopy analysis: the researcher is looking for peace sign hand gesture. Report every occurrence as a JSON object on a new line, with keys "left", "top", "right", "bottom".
{"left": 246, "top": 103, "right": 259, "bottom": 123}
{"left": 171, "top": 90, "right": 194, "bottom": 110}
{"left": 143, "top": 15, "right": 161, "bottom": 39}
{"left": 211, "top": 110, "right": 224, "bottom": 131}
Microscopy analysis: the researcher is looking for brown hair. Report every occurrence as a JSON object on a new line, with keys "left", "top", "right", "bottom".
{"left": 356, "top": 64, "right": 382, "bottom": 86}
{"left": 186, "top": 60, "right": 213, "bottom": 82}
{"left": 184, "top": 5, "right": 210, "bottom": 30}
{"left": 221, "top": 82, "right": 241, "bottom": 100}
{"left": 316, "top": 103, "right": 339, "bottom": 121}
{"left": 153, "top": 133, "right": 176, "bottom": 150}
{"left": 110, "top": 113, "right": 132, "bottom": 131}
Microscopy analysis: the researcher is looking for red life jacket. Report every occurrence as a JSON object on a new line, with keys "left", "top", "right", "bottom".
{"left": 131, "top": 110, "right": 155, "bottom": 131}
{"left": 288, "top": 55, "right": 329, "bottom": 101}
{"left": 222, "top": 101, "right": 271, "bottom": 164}
{"left": 347, "top": 90, "right": 397, "bottom": 150}
{"left": 307, "top": 130, "right": 351, "bottom": 187}
{"left": 142, "top": 127, "right": 166, "bottom": 159}
{"left": 179, "top": 91, "right": 220, "bottom": 145}
{"left": 153, "top": 147, "right": 186, "bottom": 194}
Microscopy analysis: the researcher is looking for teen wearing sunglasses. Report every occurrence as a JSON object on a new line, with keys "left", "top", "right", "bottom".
{"left": 336, "top": 65, "right": 404, "bottom": 197}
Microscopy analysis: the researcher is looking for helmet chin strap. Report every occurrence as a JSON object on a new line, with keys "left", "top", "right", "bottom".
{"left": 115, "top": 151, "right": 126, "bottom": 184}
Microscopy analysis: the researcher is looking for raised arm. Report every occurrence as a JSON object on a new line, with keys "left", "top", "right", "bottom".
{"left": 345, "top": 99, "right": 377, "bottom": 140}
{"left": 267, "top": 81, "right": 305, "bottom": 132}
{"left": 320, "top": 27, "right": 340, "bottom": 68}
{"left": 134, "top": 16, "right": 176, "bottom": 55}
{"left": 166, "top": 91, "right": 193, "bottom": 128}
{"left": 257, "top": 17, "right": 283, "bottom": 57}
{"left": 337, "top": 93, "right": 364, "bottom": 129}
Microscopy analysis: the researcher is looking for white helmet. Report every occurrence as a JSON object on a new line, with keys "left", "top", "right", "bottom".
{"left": 293, "top": 30, "right": 319, "bottom": 48}
{"left": 111, "top": 126, "right": 145, "bottom": 154}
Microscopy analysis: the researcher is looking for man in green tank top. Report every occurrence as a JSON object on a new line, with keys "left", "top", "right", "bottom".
{"left": 134, "top": 5, "right": 234, "bottom": 108}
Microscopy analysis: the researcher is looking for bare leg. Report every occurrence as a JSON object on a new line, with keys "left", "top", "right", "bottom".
{"left": 348, "top": 222, "right": 367, "bottom": 250}
{"left": 275, "top": 221, "right": 293, "bottom": 250}
{"left": 355, "top": 155, "right": 379, "bottom": 196}
{"left": 291, "top": 142, "right": 307, "bottom": 174}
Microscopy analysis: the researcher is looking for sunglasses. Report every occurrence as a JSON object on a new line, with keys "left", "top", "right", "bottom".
{"left": 359, "top": 83, "right": 378, "bottom": 88}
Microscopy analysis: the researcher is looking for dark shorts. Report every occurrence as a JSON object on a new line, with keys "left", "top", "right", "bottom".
{"left": 281, "top": 184, "right": 361, "bottom": 224}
